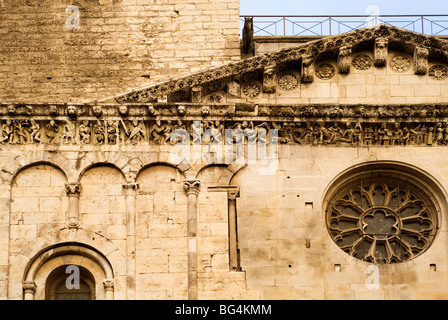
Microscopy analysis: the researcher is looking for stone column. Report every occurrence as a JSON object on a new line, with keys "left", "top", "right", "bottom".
{"left": 65, "top": 182, "right": 81, "bottom": 228}
{"left": 103, "top": 279, "right": 114, "bottom": 300}
{"left": 227, "top": 187, "right": 240, "bottom": 271}
{"left": 183, "top": 179, "right": 200, "bottom": 300}
{"left": 123, "top": 182, "right": 139, "bottom": 300}
{"left": 22, "top": 281, "right": 36, "bottom": 300}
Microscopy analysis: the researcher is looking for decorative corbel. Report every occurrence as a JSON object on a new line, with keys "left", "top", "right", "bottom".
{"left": 338, "top": 45, "right": 352, "bottom": 74}
{"left": 67, "top": 104, "right": 78, "bottom": 119}
{"left": 301, "top": 55, "right": 315, "bottom": 83}
{"left": 413, "top": 46, "right": 429, "bottom": 75}
{"left": 262, "top": 65, "right": 277, "bottom": 93}
{"left": 191, "top": 86, "right": 203, "bottom": 103}
{"left": 374, "top": 37, "right": 389, "bottom": 67}
{"left": 93, "top": 105, "right": 103, "bottom": 117}
{"left": 227, "top": 81, "right": 241, "bottom": 98}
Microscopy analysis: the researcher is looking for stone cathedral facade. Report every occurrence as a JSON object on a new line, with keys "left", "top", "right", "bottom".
{"left": 1, "top": 0, "right": 448, "bottom": 300}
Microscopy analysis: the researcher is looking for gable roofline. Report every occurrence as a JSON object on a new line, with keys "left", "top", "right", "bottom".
{"left": 101, "top": 24, "right": 448, "bottom": 104}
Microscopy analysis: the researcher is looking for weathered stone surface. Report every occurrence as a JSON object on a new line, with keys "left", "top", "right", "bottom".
{"left": 2, "top": 1, "right": 448, "bottom": 301}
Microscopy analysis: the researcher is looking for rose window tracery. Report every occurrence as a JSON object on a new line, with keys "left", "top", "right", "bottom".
{"left": 326, "top": 178, "right": 438, "bottom": 264}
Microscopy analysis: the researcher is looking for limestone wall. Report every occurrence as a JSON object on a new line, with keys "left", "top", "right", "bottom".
{"left": 233, "top": 146, "right": 448, "bottom": 299}
{"left": 2, "top": 141, "right": 448, "bottom": 299}
{"left": 0, "top": 0, "right": 241, "bottom": 104}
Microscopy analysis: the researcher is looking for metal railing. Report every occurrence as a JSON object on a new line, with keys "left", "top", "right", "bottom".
{"left": 240, "top": 15, "right": 448, "bottom": 37}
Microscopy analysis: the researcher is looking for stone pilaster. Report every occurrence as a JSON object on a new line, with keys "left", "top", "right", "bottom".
{"left": 103, "top": 279, "right": 114, "bottom": 300}
{"left": 183, "top": 179, "right": 201, "bottom": 300}
{"left": 65, "top": 182, "right": 81, "bottom": 228}
{"left": 123, "top": 181, "right": 139, "bottom": 300}
{"left": 227, "top": 186, "right": 240, "bottom": 271}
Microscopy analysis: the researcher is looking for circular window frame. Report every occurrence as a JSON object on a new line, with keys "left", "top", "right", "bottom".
{"left": 323, "top": 162, "right": 445, "bottom": 264}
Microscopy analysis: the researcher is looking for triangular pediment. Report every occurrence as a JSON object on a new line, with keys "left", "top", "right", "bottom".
{"left": 102, "top": 24, "right": 448, "bottom": 105}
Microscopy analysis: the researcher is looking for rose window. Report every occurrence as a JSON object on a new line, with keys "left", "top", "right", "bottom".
{"left": 326, "top": 179, "right": 438, "bottom": 264}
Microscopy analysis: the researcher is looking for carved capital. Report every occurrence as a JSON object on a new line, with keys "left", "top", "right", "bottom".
{"left": 374, "top": 37, "right": 389, "bottom": 67}
{"left": 414, "top": 46, "right": 429, "bottom": 75}
{"left": 22, "top": 281, "right": 37, "bottom": 294}
{"left": 338, "top": 45, "right": 352, "bottom": 74}
{"left": 103, "top": 279, "right": 114, "bottom": 292}
{"left": 228, "top": 187, "right": 240, "bottom": 200}
{"left": 65, "top": 183, "right": 81, "bottom": 197}
{"left": 184, "top": 179, "right": 201, "bottom": 196}
{"left": 123, "top": 182, "right": 140, "bottom": 194}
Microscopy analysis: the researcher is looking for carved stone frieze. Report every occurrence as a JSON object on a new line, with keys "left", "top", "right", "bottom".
{"left": 1, "top": 104, "right": 448, "bottom": 148}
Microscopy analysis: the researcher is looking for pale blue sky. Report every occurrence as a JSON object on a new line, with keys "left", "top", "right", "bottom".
{"left": 240, "top": 0, "right": 448, "bottom": 16}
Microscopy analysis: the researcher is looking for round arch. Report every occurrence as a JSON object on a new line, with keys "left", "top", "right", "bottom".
{"left": 77, "top": 162, "right": 126, "bottom": 183}
{"left": 2, "top": 152, "right": 74, "bottom": 184}
{"left": 22, "top": 243, "right": 114, "bottom": 300}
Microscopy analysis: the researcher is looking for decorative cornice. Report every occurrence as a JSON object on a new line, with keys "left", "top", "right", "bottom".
{"left": 106, "top": 24, "right": 448, "bottom": 104}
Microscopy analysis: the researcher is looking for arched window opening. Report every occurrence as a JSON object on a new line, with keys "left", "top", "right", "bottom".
{"left": 45, "top": 265, "right": 96, "bottom": 300}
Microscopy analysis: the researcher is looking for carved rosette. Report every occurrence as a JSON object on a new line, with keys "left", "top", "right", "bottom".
{"left": 429, "top": 65, "right": 448, "bottom": 80}
{"left": 242, "top": 82, "right": 261, "bottom": 98}
{"left": 352, "top": 54, "right": 372, "bottom": 70}
{"left": 315, "top": 64, "right": 335, "bottom": 80}
{"left": 278, "top": 73, "right": 299, "bottom": 90}
{"left": 390, "top": 55, "right": 411, "bottom": 73}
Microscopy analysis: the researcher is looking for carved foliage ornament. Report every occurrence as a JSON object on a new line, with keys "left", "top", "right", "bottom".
{"left": 327, "top": 178, "right": 438, "bottom": 264}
